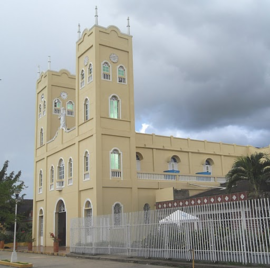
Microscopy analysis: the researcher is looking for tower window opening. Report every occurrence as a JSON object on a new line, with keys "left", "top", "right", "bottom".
{"left": 43, "top": 100, "right": 46, "bottom": 116}
{"left": 68, "top": 158, "right": 73, "bottom": 185}
{"left": 39, "top": 104, "right": 42, "bottom": 118}
{"left": 110, "top": 149, "right": 121, "bottom": 178}
{"left": 109, "top": 96, "right": 120, "bottom": 119}
{"left": 80, "top": 69, "right": 85, "bottom": 88}
{"left": 53, "top": 99, "right": 61, "bottom": 114}
{"left": 118, "top": 66, "right": 126, "bottom": 84}
{"left": 67, "top": 101, "right": 74, "bottom": 116}
{"left": 88, "top": 63, "right": 93, "bottom": 83}
{"left": 50, "top": 166, "right": 54, "bottom": 190}
{"left": 84, "top": 98, "right": 89, "bottom": 121}
{"left": 102, "top": 62, "right": 111, "bottom": 80}
{"left": 84, "top": 151, "right": 90, "bottom": 180}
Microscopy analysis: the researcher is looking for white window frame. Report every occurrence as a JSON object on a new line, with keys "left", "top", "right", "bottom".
{"left": 80, "top": 69, "right": 85, "bottom": 89}
{"left": 87, "top": 63, "right": 93, "bottom": 83}
{"left": 40, "top": 128, "right": 44, "bottom": 147}
{"left": 53, "top": 98, "right": 61, "bottom": 115}
{"left": 38, "top": 169, "right": 43, "bottom": 194}
{"left": 83, "top": 199, "right": 93, "bottom": 220}
{"left": 110, "top": 148, "right": 122, "bottom": 179}
{"left": 83, "top": 150, "right": 90, "bottom": 181}
{"left": 136, "top": 153, "right": 142, "bottom": 172}
{"left": 50, "top": 165, "right": 54, "bottom": 191}
{"left": 39, "top": 103, "right": 42, "bottom": 118}
{"left": 68, "top": 157, "right": 73, "bottom": 186}
{"left": 112, "top": 202, "right": 123, "bottom": 226}
{"left": 117, "top": 65, "right": 127, "bottom": 84}
{"left": 43, "top": 100, "right": 46, "bottom": 116}
{"left": 57, "top": 158, "right": 65, "bottom": 189}
{"left": 168, "top": 156, "right": 179, "bottom": 171}
{"left": 66, "top": 101, "right": 75, "bottom": 117}
{"left": 101, "top": 61, "right": 111, "bottom": 81}
{"left": 84, "top": 98, "right": 89, "bottom": 121}
{"left": 203, "top": 159, "right": 213, "bottom": 173}
{"left": 109, "top": 94, "right": 121, "bottom": 119}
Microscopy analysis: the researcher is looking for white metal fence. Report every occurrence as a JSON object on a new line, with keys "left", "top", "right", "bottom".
{"left": 70, "top": 198, "right": 270, "bottom": 265}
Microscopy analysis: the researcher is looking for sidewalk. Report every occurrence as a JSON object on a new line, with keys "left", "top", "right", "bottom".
{"left": 1, "top": 246, "right": 270, "bottom": 268}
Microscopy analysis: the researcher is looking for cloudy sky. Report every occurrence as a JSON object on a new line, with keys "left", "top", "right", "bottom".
{"left": 1, "top": 0, "right": 270, "bottom": 198}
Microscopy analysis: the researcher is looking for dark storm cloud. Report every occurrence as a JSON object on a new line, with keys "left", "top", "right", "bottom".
{"left": 121, "top": 0, "right": 270, "bottom": 139}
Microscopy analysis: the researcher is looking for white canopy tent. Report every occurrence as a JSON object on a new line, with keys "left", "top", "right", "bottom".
{"left": 159, "top": 210, "right": 200, "bottom": 227}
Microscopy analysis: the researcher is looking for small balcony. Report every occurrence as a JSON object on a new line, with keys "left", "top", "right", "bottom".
{"left": 56, "top": 180, "right": 64, "bottom": 191}
{"left": 111, "top": 170, "right": 121, "bottom": 178}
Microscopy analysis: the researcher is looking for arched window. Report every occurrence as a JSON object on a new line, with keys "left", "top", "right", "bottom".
{"left": 109, "top": 95, "right": 120, "bottom": 119}
{"left": 39, "top": 104, "right": 42, "bottom": 118}
{"left": 88, "top": 63, "right": 93, "bottom": 83}
{"left": 40, "top": 128, "right": 43, "bottom": 146}
{"left": 50, "top": 166, "right": 54, "bottom": 190}
{"left": 84, "top": 200, "right": 93, "bottom": 219}
{"left": 80, "top": 69, "right": 85, "bottom": 88}
{"left": 43, "top": 100, "right": 46, "bottom": 115}
{"left": 67, "top": 101, "right": 74, "bottom": 116}
{"left": 39, "top": 170, "right": 43, "bottom": 194}
{"left": 113, "top": 203, "right": 123, "bottom": 226}
{"left": 117, "top": 65, "right": 126, "bottom": 84}
{"left": 57, "top": 159, "right": 65, "bottom": 189}
{"left": 136, "top": 153, "right": 142, "bottom": 171}
{"left": 84, "top": 98, "right": 89, "bottom": 121}
{"left": 204, "top": 158, "right": 213, "bottom": 174}
{"left": 102, "top": 61, "right": 111, "bottom": 80}
{"left": 169, "top": 156, "right": 179, "bottom": 171}
{"left": 53, "top": 99, "right": 61, "bottom": 114}
{"left": 84, "top": 151, "right": 90, "bottom": 180}
{"left": 68, "top": 158, "right": 73, "bottom": 185}
{"left": 143, "top": 203, "right": 150, "bottom": 224}
{"left": 110, "top": 149, "right": 121, "bottom": 178}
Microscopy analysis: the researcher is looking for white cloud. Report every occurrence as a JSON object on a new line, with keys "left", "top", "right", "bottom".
{"left": 139, "top": 124, "right": 150, "bottom": 134}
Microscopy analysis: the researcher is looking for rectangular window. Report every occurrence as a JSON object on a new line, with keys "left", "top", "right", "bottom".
{"left": 110, "top": 100, "right": 118, "bottom": 119}
{"left": 111, "top": 154, "right": 120, "bottom": 170}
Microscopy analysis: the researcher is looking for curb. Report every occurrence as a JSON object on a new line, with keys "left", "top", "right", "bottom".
{"left": 66, "top": 253, "right": 270, "bottom": 268}
{"left": 0, "top": 248, "right": 66, "bottom": 257}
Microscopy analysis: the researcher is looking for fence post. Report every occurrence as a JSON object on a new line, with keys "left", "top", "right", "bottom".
{"left": 126, "top": 224, "right": 130, "bottom": 256}
{"left": 240, "top": 203, "right": 247, "bottom": 264}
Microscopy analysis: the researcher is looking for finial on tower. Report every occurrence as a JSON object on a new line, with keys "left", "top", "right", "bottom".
{"left": 95, "top": 6, "right": 98, "bottom": 25}
{"left": 77, "top": 23, "right": 81, "bottom": 40}
{"left": 37, "top": 65, "right": 40, "bottom": 78}
{"left": 127, "top": 17, "right": 130, "bottom": 35}
{"left": 48, "top": 56, "right": 51, "bottom": 70}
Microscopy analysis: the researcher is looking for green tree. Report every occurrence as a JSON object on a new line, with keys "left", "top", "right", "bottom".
{"left": 226, "top": 153, "right": 270, "bottom": 198}
{"left": 0, "top": 161, "right": 25, "bottom": 227}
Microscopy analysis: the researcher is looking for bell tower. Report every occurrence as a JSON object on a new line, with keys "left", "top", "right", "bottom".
{"left": 75, "top": 17, "right": 138, "bottom": 215}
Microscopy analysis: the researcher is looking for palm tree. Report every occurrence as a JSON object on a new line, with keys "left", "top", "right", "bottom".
{"left": 226, "top": 152, "right": 270, "bottom": 198}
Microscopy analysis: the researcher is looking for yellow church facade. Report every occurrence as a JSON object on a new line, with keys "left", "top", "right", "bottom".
{"left": 33, "top": 22, "right": 270, "bottom": 247}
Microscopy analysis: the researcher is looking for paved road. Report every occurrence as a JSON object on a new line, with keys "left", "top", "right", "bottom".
{"left": 0, "top": 251, "right": 172, "bottom": 268}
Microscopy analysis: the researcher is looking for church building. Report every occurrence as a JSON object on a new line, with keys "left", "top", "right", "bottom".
{"left": 33, "top": 15, "right": 270, "bottom": 247}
